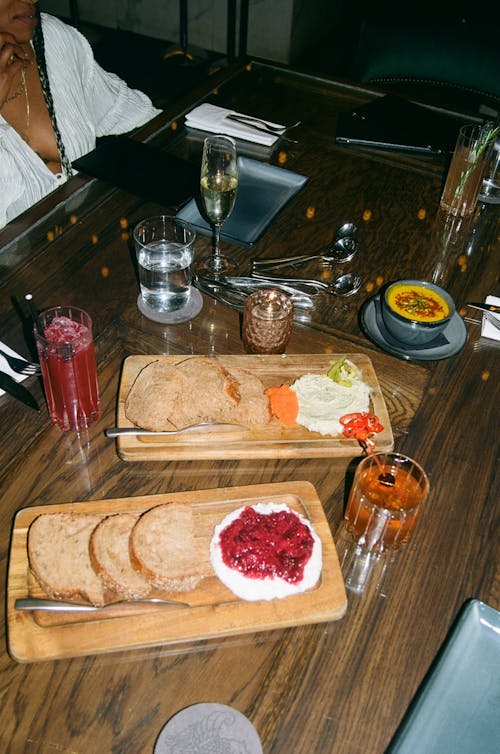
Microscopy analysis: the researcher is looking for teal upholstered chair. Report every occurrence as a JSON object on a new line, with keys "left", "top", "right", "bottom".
{"left": 350, "top": 9, "right": 500, "bottom": 117}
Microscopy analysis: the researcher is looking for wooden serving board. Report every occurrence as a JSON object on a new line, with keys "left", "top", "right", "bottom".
{"left": 115, "top": 353, "right": 393, "bottom": 461}
{"left": 7, "top": 481, "right": 347, "bottom": 663}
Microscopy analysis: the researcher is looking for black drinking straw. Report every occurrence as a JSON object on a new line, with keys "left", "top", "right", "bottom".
{"left": 24, "top": 293, "right": 43, "bottom": 335}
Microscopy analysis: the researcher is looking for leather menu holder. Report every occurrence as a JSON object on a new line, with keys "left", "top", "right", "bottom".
{"left": 72, "top": 135, "right": 199, "bottom": 208}
{"left": 335, "top": 95, "right": 465, "bottom": 155}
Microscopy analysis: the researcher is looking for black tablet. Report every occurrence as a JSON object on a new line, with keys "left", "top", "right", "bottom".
{"left": 335, "top": 95, "right": 465, "bottom": 155}
{"left": 72, "top": 135, "right": 199, "bottom": 208}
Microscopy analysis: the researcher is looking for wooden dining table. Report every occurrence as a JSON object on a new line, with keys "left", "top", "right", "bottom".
{"left": 0, "top": 60, "right": 498, "bottom": 753}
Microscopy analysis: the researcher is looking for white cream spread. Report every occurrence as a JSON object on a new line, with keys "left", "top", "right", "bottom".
{"left": 291, "top": 372, "right": 371, "bottom": 436}
{"left": 210, "top": 502, "right": 322, "bottom": 601}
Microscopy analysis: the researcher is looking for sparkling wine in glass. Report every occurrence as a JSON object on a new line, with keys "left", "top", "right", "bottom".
{"left": 198, "top": 135, "right": 238, "bottom": 275}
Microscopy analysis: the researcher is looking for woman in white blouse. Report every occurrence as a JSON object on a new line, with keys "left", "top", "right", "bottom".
{"left": 0, "top": 1, "right": 160, "bottom": 228}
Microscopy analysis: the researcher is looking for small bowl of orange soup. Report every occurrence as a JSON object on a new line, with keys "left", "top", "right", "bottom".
{"left": 381, "top": 280, "right": 455, "bottom": 345}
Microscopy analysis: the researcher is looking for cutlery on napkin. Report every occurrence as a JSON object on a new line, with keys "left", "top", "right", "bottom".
{"left": 479, "top": 295, "right": 500, "bottom": 341}
{"left": 0, "top": 341, "right": 39, "bottom": 409}
{"left": 184, "top": 103, "right": 285, "bottom": 146}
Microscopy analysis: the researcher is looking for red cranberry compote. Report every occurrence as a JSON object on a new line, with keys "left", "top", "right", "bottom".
{"left": 219, "top": 506, "right": 314, "bottom": 583}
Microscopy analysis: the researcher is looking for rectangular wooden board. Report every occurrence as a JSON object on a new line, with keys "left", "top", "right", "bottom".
{"left": 114, "top": 353, "right": 393, "bottom": 461}
{"left": 7, "top": 481, "right": 347, "bottom": 663}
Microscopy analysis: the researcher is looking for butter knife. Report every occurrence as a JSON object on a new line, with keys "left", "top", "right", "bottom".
{"left": 467, "top": 302, "right": 500, "bottom": 313}
{"left": 15, "top": 597, "right": 189, "bottom": 611}
{"left": 0, "top": 371, "right": 39, "bottom": 411}
{"left": 106, "top": 422, "right": 247, "bottom": 437}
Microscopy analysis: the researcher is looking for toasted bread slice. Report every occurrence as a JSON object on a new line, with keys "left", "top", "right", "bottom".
{"left": 124, "top": 355, "right": 271, "bottom": 432}
{"left": 169, "top": 356, "right": 240, "bottom": 427}
{"left": 90, "top": 513, "right": 153, "bottom": 600}
{"left": 130, "top": 503, "right": 203, "bottom": 592}
{"left": 28, "top": 513, "right": 108, "bottom": 606}
{"left": 226, "top": 366, "right": 271, "bottom": 425}
{"left": 124, "top": 359, "right": 186, "bottom": 431}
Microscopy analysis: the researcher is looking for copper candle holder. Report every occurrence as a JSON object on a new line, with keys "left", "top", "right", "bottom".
{"left": 242, "top": 288, "right": 294, "bottom": 354}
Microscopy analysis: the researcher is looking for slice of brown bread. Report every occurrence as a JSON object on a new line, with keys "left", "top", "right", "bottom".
{"left": 124, "top": 359, "right": 186, "bottom": 431}
{"left": 90, "top": 513, "right": 153, "bottom": 600}
{"left": 225, "top": 366, "right": 271, "bottom": 425}
{"left": 124, "top": 355, "right": 272, "bottom": 432}
{"left": 28, "top": 513, "right": 108, "bottom": 606}
{"left": 130, "top": 503, "right": 203, "bottom": 592}
{"left": 169, "top": 356, "right": 240, "bottom": 427}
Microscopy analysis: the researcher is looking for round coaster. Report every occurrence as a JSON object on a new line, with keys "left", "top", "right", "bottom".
{"left": 137, "top": 287, "right": 203, "bottom": 324}
{"left": 154, "top": 703, "right": 263, "bottom": 754}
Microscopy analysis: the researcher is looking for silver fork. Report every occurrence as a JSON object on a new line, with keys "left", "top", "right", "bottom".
{"left": 227, "top": 114, "right": 301, "bottom": 132}
{"left": 226, "top": 115, "right": 299, "bottom": 143}
{"left": 0, "top": 348, "right": 41, "bottom": 375}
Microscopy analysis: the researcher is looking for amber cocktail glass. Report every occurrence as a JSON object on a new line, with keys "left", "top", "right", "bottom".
{"left": 341, "top": 452, "right": 429, "bottom": 593}
{"left": 345, "top": 452, "right": 430, "bottom": 551}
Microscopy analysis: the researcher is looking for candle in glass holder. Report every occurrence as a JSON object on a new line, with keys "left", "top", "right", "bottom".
{"left": 242, "top": 289, "right": 294, "bottom": 354}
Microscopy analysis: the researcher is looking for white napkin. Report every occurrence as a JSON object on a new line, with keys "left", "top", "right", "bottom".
{"left": 185, "top": 103, "right": 284, "bottom": 146}
{"left": 481, "top": 295, "right": 500, "bottom": 341}
{"left": 0, "top": 341, "right": 31, "bottom": 397}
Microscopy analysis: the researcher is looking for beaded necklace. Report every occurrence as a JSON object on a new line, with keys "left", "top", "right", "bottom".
{"left": 4, "top": 69, "right": 25, "bottom": 104}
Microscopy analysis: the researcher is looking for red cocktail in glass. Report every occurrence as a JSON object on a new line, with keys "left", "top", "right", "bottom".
{"left": 35, "top": 306, "right": 100, "bottom": 431}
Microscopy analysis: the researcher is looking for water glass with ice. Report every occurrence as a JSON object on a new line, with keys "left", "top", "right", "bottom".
{"left": 133, "top": 215, "right": 202, "bottom": 323}
{"left": 35, "top": 306, "right": 100, "bottom": 431}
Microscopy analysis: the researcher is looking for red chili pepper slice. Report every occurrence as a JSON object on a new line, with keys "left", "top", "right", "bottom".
{"left": 340, "top": 412, "right": 367, "bottom": 425}
{"left": 339, "top": 412, "right": 384, "bottom": 441}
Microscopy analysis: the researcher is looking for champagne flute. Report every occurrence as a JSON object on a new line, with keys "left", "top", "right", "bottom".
{"left": 198, "top": 135, "right": 239, "bottom": 276}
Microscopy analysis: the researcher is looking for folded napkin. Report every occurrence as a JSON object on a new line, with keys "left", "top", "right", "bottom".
{"left": 481, "top": 295, "right": 500, "bottom": 341}
{"left": 185, "top": 103, "right": 284, "bottom": 146}
{"left": 0, "top": 341, "right": 31, "bottom": 397}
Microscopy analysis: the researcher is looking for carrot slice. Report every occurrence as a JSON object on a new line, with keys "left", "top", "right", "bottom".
{"left": 264, "top": 384, "right": 299, "bottom": 428}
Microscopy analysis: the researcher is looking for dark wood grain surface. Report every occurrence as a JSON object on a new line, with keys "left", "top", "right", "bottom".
{"left": 0, "top": 62, "right": 498, "bottom": 753}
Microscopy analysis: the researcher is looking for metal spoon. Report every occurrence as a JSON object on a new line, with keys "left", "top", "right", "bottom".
{"left": 333, "top": 273, "right": 362, "bottom": 296}
{"left": 252, "top": 223, "right": 358, "bottom": 270}
{"left": 334, "top": 222, "right": 357, "bottom": 240}
{"left": 252, "top": 237, "right": 358, "bottom": 271}
{"left": 251, "top": 271, "right": 362, "bottom": 297}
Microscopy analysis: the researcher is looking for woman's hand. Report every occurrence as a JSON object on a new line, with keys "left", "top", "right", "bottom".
{"left": 0, "top": 33, "right": 30, "bottom": 109}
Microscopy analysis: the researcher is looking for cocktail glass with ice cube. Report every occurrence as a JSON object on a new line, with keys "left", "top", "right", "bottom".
{"left": 35, "top": 306, "right": 100, "bottom": 431}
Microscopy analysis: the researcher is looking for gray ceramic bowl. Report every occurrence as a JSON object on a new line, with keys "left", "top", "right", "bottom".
{"left": 381, "top": 280, "right": 455, "bottom": 346}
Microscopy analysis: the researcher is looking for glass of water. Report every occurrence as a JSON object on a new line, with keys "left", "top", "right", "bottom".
{"left": 133, "top": 215, "right": 203, "bottom": 323}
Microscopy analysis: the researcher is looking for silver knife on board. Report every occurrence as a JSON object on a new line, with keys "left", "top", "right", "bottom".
{"left": 0, "top": 371, "right": 39, "bottom": 411}
{"left": 15, "top": 597, "right": 189, "bottom": 611}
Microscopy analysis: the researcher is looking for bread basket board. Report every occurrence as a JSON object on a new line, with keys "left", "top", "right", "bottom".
{"left": 7, "top": 481, "right": 347, "bottom": 663}
{"left": 114, "top": 353, "right": 393, "bottom": 461}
